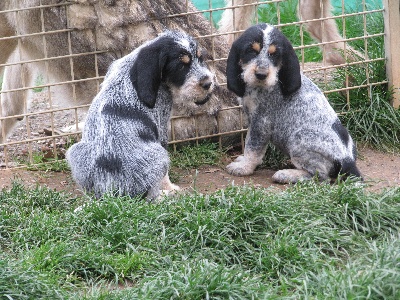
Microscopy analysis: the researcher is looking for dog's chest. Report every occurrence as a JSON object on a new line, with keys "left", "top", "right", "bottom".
{"left": 242, "top": 90, "right": 262, "bottom": 116}
{"left": 242, "top": 88, "right": 282, "bottom": 117}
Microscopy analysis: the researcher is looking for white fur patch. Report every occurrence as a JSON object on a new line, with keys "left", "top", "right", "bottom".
{"left": 177, "top": 37, "right": 190, "bottom": 50}
{"left": 262, "top": 24, "right": 274, "bottom": 45}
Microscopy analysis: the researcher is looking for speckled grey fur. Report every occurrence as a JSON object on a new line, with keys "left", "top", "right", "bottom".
{"left": 225, "top": 24, "right": 361, "bottom": 183}
{"left": 66, "top": 31, "right": 215, "bottom": 199}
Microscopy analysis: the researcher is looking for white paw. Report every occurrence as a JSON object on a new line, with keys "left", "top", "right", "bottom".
{"left": 272, "top": 169, "right": 312, "bottom": 184}
{"left": 156, "top": 187, "right": 181, "bottom": 202}
{"left": 226, "top": 160, "right": 255, "bottom": 176}
{"left": 169, "top": 183, "right": 181, "bottom": 191}
{"left": 161, "top": 173, "right": 180, "bottom": 191}
{"left": 234, "top": 155, "right": 245, "bottom": 162}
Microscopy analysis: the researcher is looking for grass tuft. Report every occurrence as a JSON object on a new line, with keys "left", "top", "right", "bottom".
{"left": 0, "top": 255, "right": 66, "bottom": 300}
{"left": 169, "top": 141, "right": 224, "bottom": 170}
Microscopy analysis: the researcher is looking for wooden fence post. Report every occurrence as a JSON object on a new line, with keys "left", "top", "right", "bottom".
{"left": 383, "top": 0, "right": 400, "bottom": 108}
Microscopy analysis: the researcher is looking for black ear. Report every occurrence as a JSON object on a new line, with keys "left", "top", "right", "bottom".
{"left": 226, "top": 41, "right": 246, "bottom": 97}
{"left": 130, "top": 42, "right": 166, "bottom": 108}
{"left": 277, "top": 33, "right": 302, "bottom": 96}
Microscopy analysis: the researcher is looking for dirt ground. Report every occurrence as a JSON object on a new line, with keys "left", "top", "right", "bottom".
{"left": 1, "top": 146, "right": 399, "bottom": 197}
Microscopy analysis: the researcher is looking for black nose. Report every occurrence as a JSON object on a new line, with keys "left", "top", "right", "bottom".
{"left": 255, "top": 73, "right": 267, "bottom": 80}
{"left": 200, "top": 77, "right": 212, "bottom": 90}
{"left": 202, "top": 81, "right": 212, "bottom": 90}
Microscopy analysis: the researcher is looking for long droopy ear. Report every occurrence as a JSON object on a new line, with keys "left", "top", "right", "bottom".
{"left": 130, "top": 41, "right": 167, "bottom": 109}
{"left": 226, "top": 41, "right": 246, "bottom": 97}
{"left": 277, "top": 32, "right": 302, "bottom": 96}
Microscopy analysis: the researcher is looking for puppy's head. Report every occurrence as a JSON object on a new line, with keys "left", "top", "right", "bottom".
{"left": 226, "top": 23, "right": 301, "bottom": 97}
{"left": 130, "top": 31, "right": 215, "bottom": 109}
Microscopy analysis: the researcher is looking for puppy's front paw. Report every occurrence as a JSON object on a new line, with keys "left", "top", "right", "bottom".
{"left": 234, "top": 155, "right": 245, "bottom": 162}
{"left": 226, "top": 160, "right": 255, "bottom": 176}
{"left": 169, "top": 183, "right": 181, "bottom": 191}
{"left": 161, "top": 175, "right": 181, "bottom": 191}
{"left": 272, "top": 169, "right": 312, "bottom": 184}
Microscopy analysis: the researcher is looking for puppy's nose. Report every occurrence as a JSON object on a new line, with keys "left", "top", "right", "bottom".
{"left": 255, "top": 67, "right": 268, "bottom": 80}
{"left": 200, "top": 76, "right": 212, "bottom": 90}
{"left": 255, "top": 73, "right": 267, "bottom": 80}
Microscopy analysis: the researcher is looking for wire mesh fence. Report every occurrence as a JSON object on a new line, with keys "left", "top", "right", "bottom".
{"left": 0, "top": 0, "right": 393, "bottom": 169}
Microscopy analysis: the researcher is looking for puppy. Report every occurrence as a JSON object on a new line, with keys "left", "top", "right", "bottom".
{"left": 225, "top": 23, "right": 362, "bottom": 183}
{"left": 66, "top": 31, "right": 215, "bottom": 199}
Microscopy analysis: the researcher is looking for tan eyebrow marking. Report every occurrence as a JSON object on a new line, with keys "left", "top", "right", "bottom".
{"left": 268, "top": 44, "right": 277, "bottom": 54}
{"left": 197, "top": 48, "right": 202, "bottom": 58}
{"left": 181, "top": 54, "right": 191, "bottom": 64}
{"left": 252, "top": 42, "right": 261, "bottom": 53}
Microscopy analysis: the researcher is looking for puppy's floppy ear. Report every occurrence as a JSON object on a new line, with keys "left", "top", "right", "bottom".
{"left": 226, "top": 40, "right": 246, "bottom": 97}
{"left": 277, "top": 32, "right": 302, "bottom": 96}
{"left": 130, "top": 42, "right": 167, "bottom": 109}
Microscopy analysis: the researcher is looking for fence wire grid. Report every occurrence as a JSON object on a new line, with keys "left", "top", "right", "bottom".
{"left": 0, "top": 0, "right": 395, "bottom": 169}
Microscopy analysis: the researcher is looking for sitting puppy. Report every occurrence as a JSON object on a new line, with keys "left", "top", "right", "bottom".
{"left": 66, "top": 31, "right": 215, "bottom": 199}
{"left": 225, "top": 23, "right": 362, "bottom": 183}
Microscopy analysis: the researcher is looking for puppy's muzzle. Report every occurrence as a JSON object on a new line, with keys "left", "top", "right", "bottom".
{"left": 255, "top": 66, "right": 269, "bottom": 81}
{"left": 195, "top": 93, "right": 211, "bottom": 105}
{"left": 195, "top": 75, "right": 214, "bottom": 105}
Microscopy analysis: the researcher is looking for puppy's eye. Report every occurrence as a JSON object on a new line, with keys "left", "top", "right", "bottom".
{"left": 251, "top": 42, "right": 261, "bottom": 53}
{"left": 268, "top": 44, "right": 277, "bottom": 55}
{"left": 196, "top": 48, "right": 208, "bottom": 63}
{"left": 180, "top": 54, "right": 191, "bottom": 64}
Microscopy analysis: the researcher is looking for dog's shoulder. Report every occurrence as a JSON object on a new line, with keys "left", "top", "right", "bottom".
{"left": 291, "top": 74, "right": 335, "bottom": 112}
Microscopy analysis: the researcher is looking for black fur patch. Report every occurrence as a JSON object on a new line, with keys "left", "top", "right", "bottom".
{"left": 269, "top": 27, "right": 302, "bottom": 96}
{"left": 332, "top": 118, "right": 350, "bottom": 146}
{"left": 102, "top": 102, "right": 159, "bottom": 142}
{"left": 329, "top": 159, "right": 362, "bottom": 180}
{"left": 96, "top": 153, "right": 122, "bottom": 174}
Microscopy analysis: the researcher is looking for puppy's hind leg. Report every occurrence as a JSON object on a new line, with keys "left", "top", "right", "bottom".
{"left": 272, "top": 152, "right": 335, "bottom": 184}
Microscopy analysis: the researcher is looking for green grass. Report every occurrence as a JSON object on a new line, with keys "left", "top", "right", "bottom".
{"left": 1, "top": 180, "right": 400, "bottom": 299}
{"left": 168, "top": 141, "right": 226, "bottom": 182}
{"left": 169, "top": 141, "right": 224, "bottom": 170}
{"left": 25, "top": 153, "right": 71, "bottom": 172}
{"left": 32, "top": 75, "right": 45, "bottom": 93}
{"left": 0, "top": 257, "right": 66, "bottom": 300}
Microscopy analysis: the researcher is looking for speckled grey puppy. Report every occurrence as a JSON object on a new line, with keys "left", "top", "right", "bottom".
{"left": 225, "top": 23, "right": 361, "bottom": 183}
{"left": 66, "top": 31, "right": 215, "bottom": 199}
